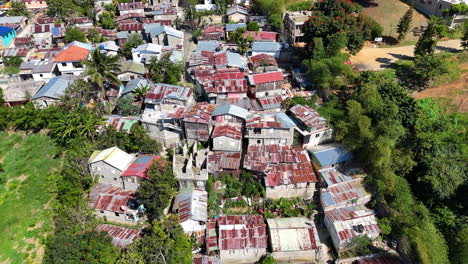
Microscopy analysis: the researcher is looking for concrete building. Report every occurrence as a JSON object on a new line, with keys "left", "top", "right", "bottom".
{"left": 89, "top": 183, "right": 144, "bottom": 224}
{"left": 245, "top": 112, "right": 296, "bottom": 146}
{"left": 310, "top": 143, "right": 354, "bottom": 170}
{"left": 320, "top": 178, "right": 371, "bottom": 211}
{"left": 117, "top": 2, "right": 145, "bottom": 16}
{"left": 173, "top": 144, "right": 209, "bottom": 189}
{"left": 182, "top": 102, "right": 216, "bottom": 143}
{"left": 251, "top": 42, "right": 282, "bottom": 59}
{"left": 32, "top": 75, "right": 78, "bottom": 107}
{"left": 244, "top": 144, "right": 318, "bottom": 199}
{"left": 96, "top": 224, "right": 141, "bottom": 250}
{"left": 172, "top": 188, "right": 208, "bottom": 239}
{"left": 145, "top": 24, "right": 183, "bottom": 47}
{"left": 120, "top": 155, "right": 159, "bottom": 191}
{"left": 283, "top": 11, "right": 313, "bottom": 46}
{"left": 267, "top": 217, "right": 321, "bottom": 262}
{"left": 247, "top": 71, "right": 284, "bottom": 98}
{"left": 132, "top": 43, "right": 162, "bottom": 64}
{"left": 19, "top": 61, "right": 56, "bottom": 82}
{"left": 211, "top": 124, "right": 242, "bottom": 152}
{"left": 88, "top": 146, "right": 135, "bottom": 187}
{"left": 324, "top": 205, "right": 380, "bottom": 252}
{"left": 415, "top": 0, "right": 468, "bottom": 17}
{"left": 289, "top": 104, "right": 334, "bottom": 148}
{"left": 54, "top": 41, "right": 92, "bottom": 75}
{"left": 226, "top": 5, "right": 249, "bottom": 23}
{"left": 117, "top": 61, "right": 146, "bottom": 83}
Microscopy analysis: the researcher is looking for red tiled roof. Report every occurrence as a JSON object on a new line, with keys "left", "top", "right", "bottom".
{"left": 207, "top": 152, "right": 241, "bottom": 173}
{"left": 217, "top": 215, "right": 267, "bottom": 251}
{"left": 54, "top": 43, "right": 91, "bottom": 62}
{"left": 290, "top": 104, "right": 327, "bottom": 131}
{"left": 249, "top": 71, "right": 283, "bottom": 85}
{"left": 244, "top": 144, "right": 318, "bottom": 186}
{"left": 212, "top": 124, "right": 242, "bottom": 139}
{"left": 121, "top": 155, "right": 159, "bottom": 179}
{"left": 88, "top": 184, "right": 135, "bottom": 212}
{"left": 244, "top": 31, "right": 277, "bottom": 41}
{"left": 96, "top": 224, "right": 141, "bottom": 249}
{"left": 182, "top": 102, "right": 216, "bottom": 124}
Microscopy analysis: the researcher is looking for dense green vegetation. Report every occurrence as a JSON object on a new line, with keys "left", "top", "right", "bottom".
{"left": 0, "top": 133, "right": 60, "bottom": 263}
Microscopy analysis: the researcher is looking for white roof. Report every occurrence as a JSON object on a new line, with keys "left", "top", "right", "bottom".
{"left": 88, "top": 146, "right": 135, "bottom": 171}
{"left": 132, "top": 43, "right": 162, "bottom": 54}
{"left": 267, "top": 217, "right": 320, "bottom": 252}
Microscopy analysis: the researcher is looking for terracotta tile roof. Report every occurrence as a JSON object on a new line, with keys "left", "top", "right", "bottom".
{"left": 121, "top": 155, "right": 159, "bottom": 179}
{"left": 207, "top": 152, "right": 241, "bottom": 173}
{"left": 244, "top": 144, "right": 318, "bottom": 187}
{"left": 248, "top": 71, "right": 283, "bottom": 85}
{"left": 54, "top": 41, "right": 92, "bottom": 62}
{"left": 96, "top": 224, "right": 141, "bottom": 249}
{"left": 182, "top": 102, "right": 216, "bottom": 124}
{"left": 212, "top": 124, "right": 242, "bottom": 140}
{"left": 217, "top": 215, "right": 267, "bottom": 251}
{"left": 290, "top": 104, "right": 327, "bottom": 131}
{"left": 88, "top": 183, "right": 135, "bottom": 212}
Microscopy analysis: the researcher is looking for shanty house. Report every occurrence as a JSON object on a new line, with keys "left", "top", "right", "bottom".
{"left": 211, "top": 124, "right": 242, "bottom": 152}
{"left": 173, "top": 144, "right": 209, "bottom": 189}
{"left": 207, "top": 151, "right": 242, "bottom": 176}
{"left": 32, "top": 23, "right": 66, "bottom": 48}
{"left": 96, "top": 224, "right": 141, "bottom": 250}
{"left": 88, "top": 146, "right": 135, "bottom": 187}
{"left": 324, "top": 205, "right": 380, "bottom": 252}
{"left": 145, "top": 25, "right": 183, "bottom": 47}
{"left": 251, "top": 42, "right": 281, "bottom": 59}
{"left": 244, "top": 144, "right": 318, "bottom": 199}
{"left": 118, "top": 2, "right": 145, "bottom": 16}
{"left": 19, "top": 60, "right": 56, "bottom": 82}
{"left": 249, "top": 53, "right": 279, "bottom": 73}
{"left": 120, "top": 155, "right": 159, "bottom": 190}
{"left": 310, "top": 143, "right": 353, "bottom": 170}
{"left": 245, "top": 112, "right": 296, "bottom": 145}
{"left": 212, "top": 103, "right": 248, "bottom": 126}
{"left": 172, "top": 188, "right": 208, "bottom": 238}
{"left": 320, "top": 178, "right": 371, "bottom": 211}
{"left": 266, "top": 217, "right": 321, "bottom": 262}
{"left": 217, "top": 215, "right": 267, "bottom": 263}
{"left": 201, "top": 70, "right": 248, "bottom": 104}
{"left": 248, "top": 71, "right": 284, "bottom": 98}
{"left": 89, "top": 183, "right": 144, "bottom": 224}
{"left": 226, "top": 5, "right": 249, "bottom": 23}
{"left": 203, "top": 25, "right": 225, "bottom": 40}
{"left": 54, "top": 41, "right": 92, "bottom": 75}
{"left": 244, "top": 31, "right": 277, "bottom": 42}
{"left": 132, "top": 43, "right": 162, "bottom": 64}
{"left": 318, "top": 167, "right": 367, "bottom": 189}
{"left": 182, "top": 102, "right": 216, "bottom": 143}
{"left": 289, "top": 104, "right": 334, "bottom": 147}
{"left": 117, "top": 61, "right": 146, "bottom": 83}
{"left": 104, "top": 115, "right": 140, "bottom": 133}
{"left": 32, "top": 75, "right": 79, "bottom": 108}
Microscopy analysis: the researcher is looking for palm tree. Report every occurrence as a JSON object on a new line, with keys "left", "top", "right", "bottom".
{"left": 82, "top": 49, "right": 121, "bottom": 101}
{"left": 133, "top": 84, "right": 150, "bottom": 102}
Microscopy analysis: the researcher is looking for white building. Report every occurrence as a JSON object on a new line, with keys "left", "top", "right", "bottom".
{"left": 289, "top": 104, "right": 334, "bottom": 148}
{"left": 132, "top": 43, "right": 162, "bottom": 64}
{"left": 54, "top": 41, "right": 92, "bottom": 75}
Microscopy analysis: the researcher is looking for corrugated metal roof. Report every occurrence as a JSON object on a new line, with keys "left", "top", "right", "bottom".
{"left": 193, "top": 255, "right": 222, "bottom": 264}
{"left": 174, "top": 188, "right": 208, "bottom": 223}
{"left": 88, "top": 183, "right": 135, "bottom": 212}
{"left": 88, "top": 146, "right": 135, "bottom": 171}
{"left": 145, "top": 83, "right": 193, "bottom": 104}
{"left": 182, "top": 102, "right": 215, "bottom": 124}
{"left": 354, "top": 254, "right": 403, "bottom": 264}
{"left": 225, "top": 23, "right": 246, "bottom": 32}
{"left": 118, "top": 2, "right": 144, "bottom": 10}
{"left": 147, "top": 25, "right": 183, "bottom": 38}
{"left": 96, "top": 224, "right": 141, "bottom": 249}
{"left": 212, "top": 124, "right": 242, "bottom": 139}
{"left": 319, "top": 167, "right": 366, "bottom": 187}
{"left": 267, "top": 217, "right": 320, "bottom": 252}
{"left": 121, "top": 155, "right": 159, "bottom": 179}
{"left": 122, "top": 78, "right": 148, "bottom": 96}
{"left": 32, "top": 75, "right": 78, "bottom": 100}
{"left": 212, "top": 104, "right": 249, "bottom": 119}
{"left": 248, "top": 71, "right": 283, "bottom": 85}
{"left": 257, "top": 96, "right": 283, "bottom": 110}
{"left": 119, "top": 22, "right": 143, "bottom": 32}
{"left": 205, "top": 219, "right": 219, "bottom": 251}
{"left": 118, "top": 61, "right": 146, "bottom": 75}
{"left": 289, "top": 104, "right": 328, "bottom": 131}
{"left": 132, "top": 43, "right": 162, "bottom": 53}
{"left": 2, "top": 47, "right": 29, "bottom": 57}
{"left": 204, "top": 25, "right": 225, "bottom": 34}
{"left": 250, "top": 53, "right": 278, "bottom": 68}
{"left": 246, "top": 112, "right": 296, "bottom": 129}
{"left": 321, "top": 178, "right": 371, "bottom": 208}
{"left": 204, "top": 70, "right": 247, "bottom": 94}
{"left": 105, "top": 115, "right": 140, "bottom": 132}
{"left": 310, "top": 144, "right": 353, "bottom": 167}
{"left": 207, "top": 151, "right": 241, "bottom": 173}
{"left": 244, "top": 31, "right": 277, "bottom": 41}
{"left": 217, "top": 215, "right": 267, "bottom": 251}
{"left": 195, "top": 40, "right": 223, "bottom": 53}
{"left": 252, "top": 42, "right": 281, "bottom": 52}
{"left": 227, "top": 5, "right": 248, "bottom": 16}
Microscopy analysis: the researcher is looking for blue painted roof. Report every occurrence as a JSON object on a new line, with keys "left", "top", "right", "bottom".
{"left": 225, "top": 23, "right": 246, "bottom": 32}
{"left": 32, "top": 75, "right": 79, "bottom": 100}
{"left": 213, "top": 104, "right": 249, "bottom": 119}
{"left": 252, "top": 42, "right": 281, "bottom": 52}
{"left": 51, "top": 27, "right": 61, "bottom": 36}
{"left": 0, "top": 26, "right": 14, "bottom": 36}
{"left": 312, "top": 145, "right": 353, "bottom": 167}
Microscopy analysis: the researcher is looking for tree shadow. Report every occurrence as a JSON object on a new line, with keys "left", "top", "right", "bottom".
{"left": 375, "top": 57, "right": 392, "bottom": 68}
{"left": 388, "top": 53, "right": 413, "bottom": 60}
{"left": 351, "top": 0, "right": 379, "bottom": 8}
{"left": 382, "top": 36, "right": 398, "bottom": 45}
{"left": 435, "top": 45, "right": 460, "bottom": 53}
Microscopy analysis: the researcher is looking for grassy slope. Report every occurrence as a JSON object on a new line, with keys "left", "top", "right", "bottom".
{"left": 0, "top": 132, "right": 59, "bottom": 264}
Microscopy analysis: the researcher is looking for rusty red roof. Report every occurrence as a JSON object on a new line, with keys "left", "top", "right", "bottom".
{"left": 2, "top": 47, "right": 29, "bottom": 57}
{"left": 37, "top": 17, "right": 58, "bottom": 24}
{"left": 250, "top": 53, "right": 278, "bottom": 68}
{"left": 244, "top": 144, "right": 318, "bottom": 187}
{"left": 204, "top": 25, "right": 225, "bottom": 34}
{"left": 207, "top": 152, "right": 241, "bottom": 173}
{"left": 145, "top": 83, "right": 193, "bottom": 105}
{"left": 212, "top": 124, "right": 242, "bottom": 140}
{"left": 246, "top": 112, "right": 296, "bottom": 129}
{"left": 121, "top": 155, "right": 159, "bottom": 179}
{"left": 289, "top": 104, "right": 328, "bottom": 131}
{"left": 70, "top": 17, "right": 92, "bottom": 25}
{"left": 182, "top": 102, "right": 216, "bottom": 124}
{"left": 33, "top": 23, "right": 65, "bottom": 33}
{"left": 217, "top": 215, "right": 267, "bottom": 251}
{"left": 321, "top": 178, "right": 371, "bottom": 208}
{"left": 117, "top": 13, "right": 145, "bottom": 22}
{"left": 244, "top": 31, "right": 277, "bottom": 41}
{"left": 118, "top": 2, "right": 144, "bottom": 10}
{"left": 205, "top": 219, "right": 218, "bottom": 252}
{"left": 248, "top": 71, "right": 283, "bottom": 85}
{"left": 257, "top": 95, "right": 283, "bottom": 110}
{"left": 209, "top": 71, "right": 247, "bottom": 94}
{"left": 88, "top": 184, "right": 135, "bottom": 212}
{"left": 174, "top": 189, "right": 208, "bottom": 223}
{"left": 14, "top": 36, "right": 32, "bottom": 45}
{"left": 119, "top": 22, "right": 143, "bottom": 32}
{"left": 354, "top": 254, "right": 402, "bottom": 264}
{"left": 143, "top": 19, "right": 172, "bottom": 25}
{"left": 96, "top": 224, "right": 141, "bottom": 249}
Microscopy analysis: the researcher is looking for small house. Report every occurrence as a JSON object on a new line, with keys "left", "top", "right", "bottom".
{"left": 32, "top": 23, "right": 66, "bottom": 48}
{"left": 120, "top": 155, "right": 159, "bottom": 191}
{"left": 145, "top": 24, "right": 183, "bottom": 47}
{"left": 226, "top": 5, "right": 249, "bottom": 23}
{"left": 19, "top": 60, "right": 56, "bottom": 82}
{"left": 320, "top": 178, "right": 371, "bottom": 211}
{"left": 245, "top": 112, "right": 296, "bottom": 145}
{"left": 257, "top": 95, "right": 284, "bottom": 111}
{"left": 244, "top": 31, "right": 277, "bottom": 42}
{"left": 118, "top": 2, "right": 145, "bottom": 16}
{"left": 249, "top": 53, "right": 278, "bottom": 73}
{"left": 132, "top": 43, "right": 162, "bottom": 64}
{"left": 88, "top": 146, "right": 135, "bottom": 187}
{"left": 207, "top": 151, "right": 242, "bottom": 176}
{"left": 267, "top": 217, "right": 321, "bottom": 262}
{"left": 121, "top": 78, "right": 149, "bottom": 97}
{"left": 97, "top": 41, "right": 120, "bottom": 56}
{"left": 309, "top": 143, "right": 353, "bottom": 170}
{"left": 324, "top": 205, "right": 380, "bottom": 252}
{"left": 32, "top": 75, "right": 79, "bottom": 107}
{"left": 289, "top": 104, "right": 334, "bottom": 147}
{"left": 211, "top": 124, "right": 242, "bottom": 152}
{"left": 0, "top": 26, "right": 16, "bottom": 48}
{"left": 96, "top": 224, "right": 141, "bottom": 250}
{"left": 244, "top": 144, "right": 318, "bottom": 199}
{"left": 203, "top": 25, "right": 225, "bottom": 41}
{"left": 173, "top": 144, "right": 209, "bottom": 189}
{"left": 118, "top": 22, "right": 144, "bottom": 34}
{"left": 251, "top": 42, "right": 281, "bottom": 59}
{"left": 182, "top": 102, "right": 216, "bottom": 143}
{"left": 212, "top": 104, "right": 249, "bottom": 126}
{"left": 172, "top": 188, "right": 208, "bottom": 239}
{"left": 88, "top": 183, "right": 144, "bottom": 224}
{"left": 117, "top": 61, "right": 146, "bottom": 83}
{"left": 201, "top": 70, "right": 248, "bottom": 104}
{"left": 54, "top": 41, "right": 92, "bottom": 75}
{"left": 248, "top": 71, "right": 284, "bottom": 98}
{"left": 318, "top": 167, "right": 367, "bottom": 189}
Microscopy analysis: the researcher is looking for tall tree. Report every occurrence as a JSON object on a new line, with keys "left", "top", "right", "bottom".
{"left": 414, "top": 20, "right": 438, "bottom": 56}
{"left": 397, "top": 7, "right": 413, "bottom": 42}
{"left": 64, "top": 27, "right": 87, "bottom": 43}
{"left": 462, "top": 22, "right": 468, "bottom": 50}
{"left": 47, "top": 0, "right": 77, "bottom": 20}
{"left": 7, "top": 2, "right": 29, "bottom": 17}
{"left": 82, "top": 49, "right": 121, "bottom": 100}
{"left": 147, "top": 55, "right": 183, "bottom": 84}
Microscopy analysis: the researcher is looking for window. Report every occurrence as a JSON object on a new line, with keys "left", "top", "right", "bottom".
{"left": 100, "top": 175, "right": 104, "bottom": 178}
{"left": 62, "top": 63, "right": 67, "bottom": 67}
{"left": 100, "top": 210, "right": 104, "bottom": 213}
{"left": 254, "top": 128, "right": 261, "bottom": 134}
{"left": 115, "top": 212, "right": 120, "bottom": 216}
{"left": 315, "top": 133, "right": 320, "bottom": 138}
{"left": 114, "top": 177, "right": 118, "bottom": 181}
{"left": 257, "top": 140, "right": 261, "bottom": 144}
{"left": 39, "top": 74, "right": 43, "bottom": 77}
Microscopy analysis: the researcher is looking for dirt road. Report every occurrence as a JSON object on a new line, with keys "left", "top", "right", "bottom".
{"left": 350, "top": 40, "right": 463, "bottom": 71}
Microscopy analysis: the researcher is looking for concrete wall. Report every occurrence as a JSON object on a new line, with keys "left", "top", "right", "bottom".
{"left": 94, "top": 209, "right": 139, "bottom": 225}
{"left": 151, "top": 34, "right": 182, "bottom": 47}
{"left": 33, "top": 97, "right": 59, "bottom": 108}
{"left": 32, "top": 72, "right": 55, "bottom": 82}
{"left": 184, "top": 122, "right": 211, "bottom": 141}
{"left": 121, "top": 175, "right": 141, "bottom": 191}
{"left": 220, "top": 248, "right": 266, "bottom": 264}
{"left": 213, "top": 136, "right": 242, "bottom": 152}
{"left": 266, "top": 182, "right": 315, "bottom": 200}
{"left": 254, "top": 89, "right": 283, "bottom": 98}
{"left": 143, "top": 122, "right": 182, "bottom": 147}
{"left": 229, "top": 13, "right": 248, "bottom": 23}
{"left": 246, "top": 128, "right": 294, "bottom": 145}
{"left": 90, "top": 161, "right": 124, "bottom": 188}
{"left": 271, "top": 250, "right": 318, "bottom": 263}
{"left": 304, "top": 128, "right": 334, "bottom": 148}
{"left": 178, "top": 178, "right": 207, "bottom": 189}
{"left": 33, "top": 32, "right": 53, "bottom": 48}
{"left": 57, "top": 62, "right": 86, "bottom": 75}
{"left": 415, "top": 0, "right": 451, "bottom": 16}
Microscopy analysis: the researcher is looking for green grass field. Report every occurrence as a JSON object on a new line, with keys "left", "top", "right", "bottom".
{"left": 0, "top": 132, "right": 60, "bottom": 264}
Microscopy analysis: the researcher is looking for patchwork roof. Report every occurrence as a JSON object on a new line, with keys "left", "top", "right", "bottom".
{"left": 248, "top": 71, "right": 283, "bottom": 85}
{"left": 54, "top": 41, "right": 92, "bottom": 62}
{"left": 205, "top": 219, "right": 219, "bottom": 252}
{"left": 2, "top": 47, "right": 29, "bottom": 57}
{"left": 96, "top": 224, "right": 141, "bottom": 249}
{"left": 174, "top": 188, "right": 208, "bottom": 223}
{"left": 244, "top": 31, "right": 277, "bottom": 41}
{"left": 193, "top": 255, "right": 222, "bottom": 264}
{"left": 246, "top": 112, "right": 296, "bottom": 129}
{"left": 207, "top": 152, "right": 241, "bottom": 174}
{"left": 289, "top": 104, "right": 328, "bottom": 131}
{"left": 267, "top": 217, "right": 320, "bottom": 252}
{"left": 217, "top": 97, "right": 263, "bottom": 111}
{"left": 105, "top": 115, "right": 140, "bottom": 132}
{"left": 119, "top": 22, "right": 143, "bottom": 32}
{"left": 213, "top": 51, "right": 247, "bottom": 69}
{"left": 88, "top": 146, "right": 135, "bottom": 172}
{"left": 195, "top": 41, "right": 223, "bottom": 53}
{"left": 319, "top": 167, "right": 366, "bottom": 187}
{"left": 182, "top": 102, "right": 216, "bottom": 124}
{"left": 217, "top": 215, "right": 267, "bottom": 251}
{"left": 28, "top": 48, "right": 60, "bottom": 60}
{"left": 324, "top": 205, "right": 380, "bottom": 245}
{"left": 146, "top": 25, "right": 183, "bottom": 38}
{"left": 244, "top": 144, "right": 318, "bottom": 187}
{"left": 32, "top": 75, "right": 78, "bottom": 100}
{"left": 116, "top": 13, "right": 145, "bottom": 22}
{"left": 144, "top": 83, "right": 193, "bottom": 104}
{"left": 212, "top": 124, "right": 242, "bottom": 140}
{"left": 118, "top": 2, "right": 144, "bottom": 10}
{"left": 206, "top": 71, "right": 247, "bottom": 94}
{"left": 257, "top": 96, "right": 283, "bottom": 110}
{"left": 204, "top": 25, "right": 224, "bottom": 34}
{"left": 310, "top": 144, "right": 353, "bottom": 168}
{"left": 212, "top": 104, "right": 249, "bottom": 119}
{"left": 88, "top": 183, "right": 135, "bottom": 212}
{"left": 321, "top": 178, "right": 371, "bottom": 209}
{"left": 33, "top": 23, "right": 65, "bottom": 34}
{"left": 14, "top": 36, "right": 32, "bottom": 46}
{"left": 249, "top": 53, "right": 278, "bottom": 68}
{"left": 121, "top": 155, "right": 159, "bottom": 179}
{"left": 37, "top": 17, "right": 58, "bottom": 24}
